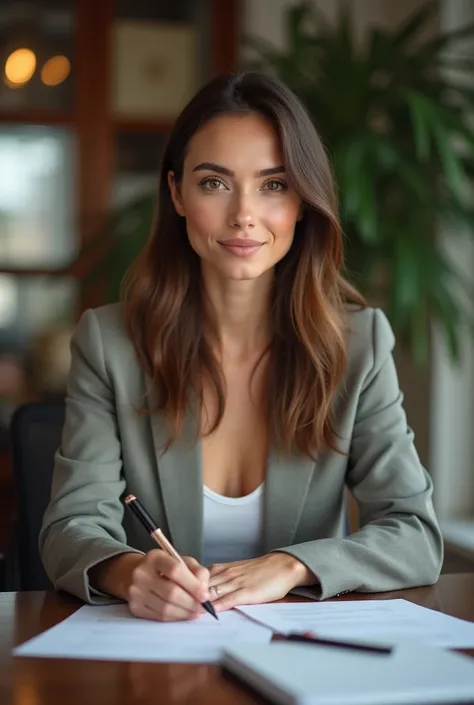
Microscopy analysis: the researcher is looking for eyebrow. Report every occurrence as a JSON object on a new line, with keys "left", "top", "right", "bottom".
{"left": 192, "top": 162, "right": 286, "bottom": 177}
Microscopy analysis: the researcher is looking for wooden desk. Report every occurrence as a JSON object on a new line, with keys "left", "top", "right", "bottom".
{"left": 1, "top": 574, "right": 474, "bottom": 705}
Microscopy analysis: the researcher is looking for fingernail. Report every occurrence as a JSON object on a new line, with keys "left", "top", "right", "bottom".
{"left": 201, "top": 590, "right": 210, "bottom": 602}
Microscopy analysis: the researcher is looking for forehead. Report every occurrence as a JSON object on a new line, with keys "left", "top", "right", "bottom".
{"left": 184, "top": 112, "right": 283, "bottom": 170}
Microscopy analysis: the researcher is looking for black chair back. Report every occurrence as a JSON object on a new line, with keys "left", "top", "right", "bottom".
{"left": 6, "top": 400, "right": 65, "bottom": 590}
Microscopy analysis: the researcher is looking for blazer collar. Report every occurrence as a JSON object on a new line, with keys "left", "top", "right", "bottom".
{"left": 146, "top": 382, "right": 315, "bottom": 562}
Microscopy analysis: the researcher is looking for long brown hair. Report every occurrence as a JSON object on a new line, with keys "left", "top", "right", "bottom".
{"left": 123, "top": 72, "right": 365, "bottom": 458}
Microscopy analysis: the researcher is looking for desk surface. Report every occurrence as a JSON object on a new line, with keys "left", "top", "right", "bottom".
{"left": 1, "top": 574, "right": 474, "bottom": 705}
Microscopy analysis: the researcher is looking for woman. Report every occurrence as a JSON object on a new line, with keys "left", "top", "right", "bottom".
{"left": 40, "top": 72, "right": 443, "bottom": 622}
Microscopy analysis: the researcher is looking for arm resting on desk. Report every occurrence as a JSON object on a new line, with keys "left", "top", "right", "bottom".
{"left": 275, "top": 309, "right": 443, "bottom": 600}
{"left": 39, "top": 310, "right": 142, "bottom": 604}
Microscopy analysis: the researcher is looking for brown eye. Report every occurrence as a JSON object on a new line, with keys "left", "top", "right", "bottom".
{"left": 263, "top": 180, "right": 287, "bottom": 192}
{"left": 200, "top": 177, "right": 226, "bottom": 191}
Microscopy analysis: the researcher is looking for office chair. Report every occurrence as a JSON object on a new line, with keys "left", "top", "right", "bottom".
{"left": 5, "top": 399, "right": 65, "bottom": 590}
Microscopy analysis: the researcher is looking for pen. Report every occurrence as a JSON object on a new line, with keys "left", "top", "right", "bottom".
{"left": 240, "top": 612, "right": 391, "bottom": 654}
{"left": 284, "top": 631, "right": 392, "bottom": 654}
{"left": 124, "top": 494, "right": 218, "bottom": 621}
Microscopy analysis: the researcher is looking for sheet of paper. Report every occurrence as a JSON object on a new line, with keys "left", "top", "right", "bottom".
{"left": 14, "top": 603, "right": 272, "bottom": 663}
{"left": 237, "top": 598, "right": 474, "bottom": 649}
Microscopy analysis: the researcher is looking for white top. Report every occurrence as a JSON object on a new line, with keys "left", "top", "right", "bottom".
{"left": 202, "top": 483, "right": 265, "bottom": 567}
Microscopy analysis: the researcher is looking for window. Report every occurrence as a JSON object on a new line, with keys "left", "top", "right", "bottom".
{"left": 0, "top": 126, "right": 77, "bottom": 268}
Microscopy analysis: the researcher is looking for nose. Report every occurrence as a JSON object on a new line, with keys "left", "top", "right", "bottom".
{"left": 228, "top": 192, "right": 255, "bottom": 230}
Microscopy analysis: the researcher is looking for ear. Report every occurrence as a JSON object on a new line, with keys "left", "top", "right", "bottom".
{"left": 168, "top": 171, "right": 186, "bottom": 217}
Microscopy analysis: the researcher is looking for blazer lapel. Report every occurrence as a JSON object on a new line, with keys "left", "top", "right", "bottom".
{"left": 263, "top": 447, "right": 315, "bottom": 552}
{"left": 146, "top": 380, "right": 203, "bottom": 561}
{"left": 145, "top": 380, "right": 315, "bottom": 560}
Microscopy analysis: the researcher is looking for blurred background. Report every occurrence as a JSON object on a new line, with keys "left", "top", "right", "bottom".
{"left": 0, "top": 0, "right": 474, "bottom": 582}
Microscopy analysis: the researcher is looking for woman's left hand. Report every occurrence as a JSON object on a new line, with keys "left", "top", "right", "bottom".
{"left": 207, "top": 552, "right": 316, "bottom": 612}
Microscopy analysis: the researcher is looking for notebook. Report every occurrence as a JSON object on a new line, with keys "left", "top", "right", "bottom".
{"left": 221, "top": 642, "right": 474, "bottom": 705}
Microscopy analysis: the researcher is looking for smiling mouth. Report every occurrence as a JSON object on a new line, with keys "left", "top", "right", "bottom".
{"left": 218, "top": 240, "right": 264, "bottom": 258}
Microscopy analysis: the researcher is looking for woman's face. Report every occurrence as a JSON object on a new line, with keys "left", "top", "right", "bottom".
{"left": 168, "top": 112, "right": 302, "bottom": 282}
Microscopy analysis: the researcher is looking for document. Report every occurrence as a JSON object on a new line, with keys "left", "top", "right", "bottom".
{"left": 237, "top": 598, "right": 474, "bottom": 649}
{"left": 14, "top": 603, "right": 272, "bottom": 663}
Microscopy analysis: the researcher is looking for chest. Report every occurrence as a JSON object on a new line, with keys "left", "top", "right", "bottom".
{"left": 200, "top": 358, "right": 268, "bottom": 498}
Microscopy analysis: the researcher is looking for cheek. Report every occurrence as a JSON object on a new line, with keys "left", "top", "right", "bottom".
{"left": 182, "top": 195, "right": 226, "bottom": 244}
{"left": 266, "top": 201, "right": 300, "bottom": 239}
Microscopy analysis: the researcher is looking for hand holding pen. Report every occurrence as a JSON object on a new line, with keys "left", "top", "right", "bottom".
{"left": 125, "top": 494, "right": 218, "bottom": 622}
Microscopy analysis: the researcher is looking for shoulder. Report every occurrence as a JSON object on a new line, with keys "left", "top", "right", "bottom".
{"left": 344, "top": 305, "right": 396, "bottom": 382}
{"left": 74, "top": 303, "right": 128, "bottom": 342}
{"left": 72, "top": 303, "right": 135, "bottom": 363}
{"left": 70, "top": 303, "right": 144, "bottom": 393}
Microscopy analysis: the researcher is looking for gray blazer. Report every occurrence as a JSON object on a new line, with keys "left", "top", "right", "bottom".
{"left": 39, "top": 303, "right": 443, "bottom": 604}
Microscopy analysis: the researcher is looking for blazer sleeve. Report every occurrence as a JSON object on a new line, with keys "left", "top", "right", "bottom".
{"left": 276, "top": 308, "right": 444, "bottom": 600}
{"left": 39, "top": 309, "right": 143, "bottom": 604}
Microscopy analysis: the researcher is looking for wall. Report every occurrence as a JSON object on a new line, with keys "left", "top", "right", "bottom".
{"left": 241, "top": 0, "right": 435, "bottom": 467}
{"left": 242, "top": 0, "right": 434, "bottom": 49}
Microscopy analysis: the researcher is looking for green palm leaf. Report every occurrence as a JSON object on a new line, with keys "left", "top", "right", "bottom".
{"left": 245, "top": 0, "right": 474, "bottom": 363}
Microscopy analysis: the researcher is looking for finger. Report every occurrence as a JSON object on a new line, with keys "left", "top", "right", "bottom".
{"left": 208, "top": 583, "right": 235, "bottom": 601}
{"left": 150, "top": 552, "right": 209, "bottom": 602}
{"left": 129, "top": 586, "right": 200, "bottom": 622}
{"left": 131, "top": 574, "right": 202, "bottom": 615}
{"left": 183, "top": 556, "right": 210, "bottom": 585}
{"left": 208, "top": 572, "right": 234, "bottom": 588}
{"left": 212, "top": 588, "right": 249, "bottom": 613}
{"left": 144, "top": 592, "right": 201, "bottom": 622}
{"left": 208, "top": 562, "right": 232, "bottom": 578}
{"left": 151, "top": 576, "right": 204, "bottom": 613}
{"left": 128, "top": 600, "right": 165, "bottom": 622}
{"left": 133, "top": 555, "right": 207, "bottom": 611}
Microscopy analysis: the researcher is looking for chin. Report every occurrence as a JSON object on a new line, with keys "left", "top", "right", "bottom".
{"left": 225, "top": 264, "right": 268, "bottom": 281}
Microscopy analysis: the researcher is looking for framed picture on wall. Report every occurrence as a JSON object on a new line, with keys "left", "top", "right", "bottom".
{"left": 111, "top": 20, "right": 198, "bottom": 120}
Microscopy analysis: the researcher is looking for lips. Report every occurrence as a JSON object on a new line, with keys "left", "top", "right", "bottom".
{"left": 219, "top": 238, "right": 263, "bottom": 247}
{"left": 218, "top": 238, "right": 264, "bottom": 258}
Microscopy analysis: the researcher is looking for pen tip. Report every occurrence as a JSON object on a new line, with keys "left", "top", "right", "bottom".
{"left": 203, "top": 601, "right": 219, "bottom": 620}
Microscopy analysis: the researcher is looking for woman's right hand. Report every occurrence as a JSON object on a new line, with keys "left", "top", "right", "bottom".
{"left": 128, "top": 550, "right": 210, "bottom": 622}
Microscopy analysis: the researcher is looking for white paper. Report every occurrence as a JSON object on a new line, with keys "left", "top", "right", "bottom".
{"left": 237, "top": 598, "right": 474, "bottom": 649}
{"left": 14, "top": 603, "right": 272, "bottom": 663}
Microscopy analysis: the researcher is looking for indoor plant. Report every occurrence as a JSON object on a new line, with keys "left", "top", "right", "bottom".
{"left": 244, "top": 1, "right": 474, "bottom": 363}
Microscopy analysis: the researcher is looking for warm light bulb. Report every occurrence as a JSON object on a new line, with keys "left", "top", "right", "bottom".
{"left": 5, "top": 48, "right": 36, "bottom": 85}
{"left": 41, "top": 55, "right": 70, "bottom": 87}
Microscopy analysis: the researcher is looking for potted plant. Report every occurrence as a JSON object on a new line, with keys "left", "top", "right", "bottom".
{"left": 243, "top": 1, "right": 474, "bottom": 363}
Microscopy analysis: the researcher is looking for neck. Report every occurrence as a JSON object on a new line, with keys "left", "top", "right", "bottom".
{"left": 202, "top": 266, "right": 274, "bottom": 361}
